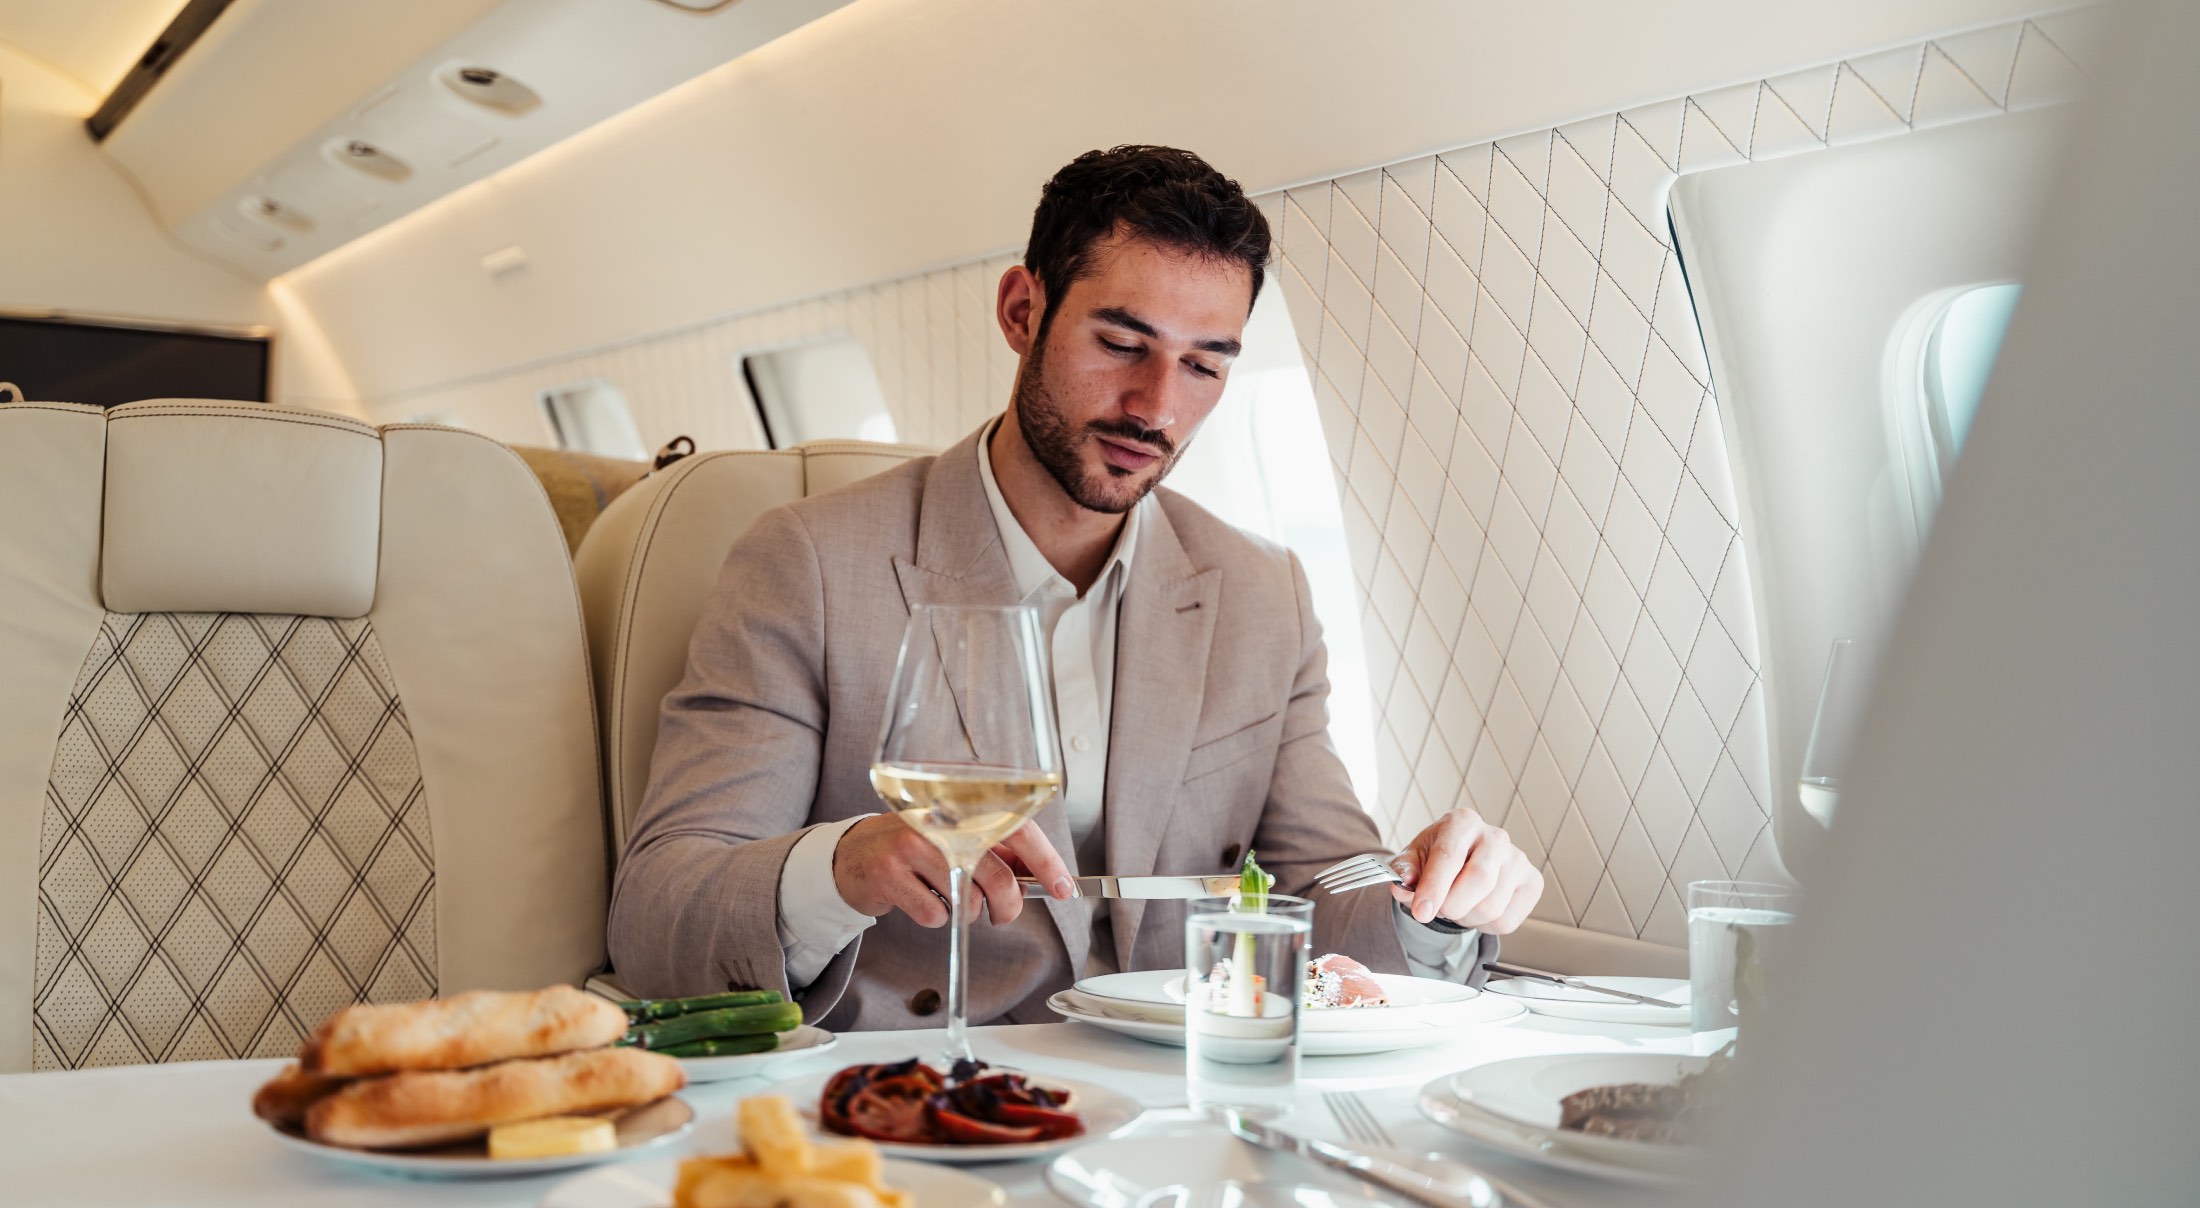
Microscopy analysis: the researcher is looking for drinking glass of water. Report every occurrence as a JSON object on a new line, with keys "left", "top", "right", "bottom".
{"left": 1687, "top": 880, "right": 1799, "bottom": 1048}
{"left": 1184, "top": 893, "right": 1312, "bottom": 1120}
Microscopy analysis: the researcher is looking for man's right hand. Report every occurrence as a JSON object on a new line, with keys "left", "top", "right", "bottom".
{"left": 830, "top": 814, "right": 1076, "bottom": 928}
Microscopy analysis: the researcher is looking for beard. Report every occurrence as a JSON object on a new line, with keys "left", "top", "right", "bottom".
{"left": 1010, "top": 327, "right": 1184, "bottom": 516}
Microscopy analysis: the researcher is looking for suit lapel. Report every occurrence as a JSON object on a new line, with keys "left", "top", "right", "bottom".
{"left": 1103, "top": 501, "right": 1221, "bottom": 969}
{"left": 887, "top": 428, "right": 1091, "bottom": 975}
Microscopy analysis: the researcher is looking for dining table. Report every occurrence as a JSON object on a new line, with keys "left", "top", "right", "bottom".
{"left": 0, "top": 1009, "right": 1702, "bottom": 1207}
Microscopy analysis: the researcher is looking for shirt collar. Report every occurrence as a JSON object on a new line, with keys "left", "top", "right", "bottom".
{"left": 976, "top": 415, "right": 1142, "bottom": 600}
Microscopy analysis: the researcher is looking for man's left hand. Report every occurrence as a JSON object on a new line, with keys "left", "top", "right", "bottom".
{"left": 1387, "top": 808, "right": 1543, "bottom": 934}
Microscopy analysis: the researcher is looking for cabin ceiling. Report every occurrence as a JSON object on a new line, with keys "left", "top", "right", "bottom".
{"left": 76, "top": 0, "right": 854, "bottom": 278}
{"left": 0, "top": 0, "right": 187, "bottom": 97}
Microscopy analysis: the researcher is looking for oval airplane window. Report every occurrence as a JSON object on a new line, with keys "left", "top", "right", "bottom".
{"left": 1923, "top": 282, "right": 2021, "bottom": 473}
{"left": 740, "top": 337, "right": 896, "bottom": 448}
{"left": 540, "top": 380, "right": 649, "bottom": 460}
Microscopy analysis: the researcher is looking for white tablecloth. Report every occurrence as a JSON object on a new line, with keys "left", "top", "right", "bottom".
{"left": 0, "top": 1016, "right": 1699, "bottom": 1207}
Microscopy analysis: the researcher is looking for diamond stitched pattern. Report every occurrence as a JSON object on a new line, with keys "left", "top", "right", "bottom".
{"left": 32, "top": 613, "right": 435, "bottom": 1071}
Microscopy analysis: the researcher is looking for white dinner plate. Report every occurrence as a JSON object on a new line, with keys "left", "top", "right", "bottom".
{"left": 1048, "top": 990, "right": 1522, "bottom": 1056}
{"left": 678, "top": 1025, "right": 840, "bottom": 1083}
{"left": 1418, "top": 1053, "right": 1715, "bottom": 1185}
{"left": 1161, "top": 972, "right": 1485, "bottom": 1027}
{"left": 1078, "top": 970, "right": 1508, "bottom": 1031}
{"left": 267, "top": 1095, "right": 693, "bottom": 1180}
{"left": 539, "top": 1154, "right": 1007, "bottom": 1208}
{"left": 1481, "top": 977, "right": 1692, "bottom": 1026}
{"left": 1048, "top": 1133, "right": 1553, "bottom": 1208}
{"left": 760, "top": 1068, "right": 1144, "bottom": 1164}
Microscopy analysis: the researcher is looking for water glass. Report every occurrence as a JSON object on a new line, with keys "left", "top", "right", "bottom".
{"left": 1688, "top": 880, "right": 1799, "bottom": 1048}
{"left": 1183, "top": 894, "right": 1313, "bottom": 1120}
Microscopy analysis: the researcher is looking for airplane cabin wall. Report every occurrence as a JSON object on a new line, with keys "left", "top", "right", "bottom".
{"left": 278, "top": 1, "right": 2098, "bottom": 969}
{"left": 0, "top": 43, "right": 358, "bottom": 414}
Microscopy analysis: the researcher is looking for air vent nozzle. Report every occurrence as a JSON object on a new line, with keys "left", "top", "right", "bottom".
{"left": 439, "top": 63, "right": 542, "bottom": 115}
{"left": 323, "top": 138, "right": 412, "bottom": 183}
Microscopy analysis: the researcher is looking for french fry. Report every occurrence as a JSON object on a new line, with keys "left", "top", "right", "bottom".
{"left": 674, "top": 1095, "right": 898, "bottom": 1208}
{"left": 737, "top": 1094, "right": 814, "bottom": 1177}
{"left": 810, "top": 1139, "right": 884, "bottom": 1188}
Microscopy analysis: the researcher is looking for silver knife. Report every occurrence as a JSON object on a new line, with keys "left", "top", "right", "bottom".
{"left": 1223, "top": 1109, "right": 1544, "bottom": 1208}
{"left": 1482, "top": 961, "right": 1683, "bottom": 1008}
{"left": 1017, "top": 875, "right": 1242, "bottom": 899}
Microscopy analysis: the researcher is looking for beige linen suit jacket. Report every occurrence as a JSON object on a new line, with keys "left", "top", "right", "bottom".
{"left": 607, "top": 425, "right": 1429, "bottom": 1030}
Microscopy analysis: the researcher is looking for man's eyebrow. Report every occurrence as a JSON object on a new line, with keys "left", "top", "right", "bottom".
{"left": 1093, "top": 306, "right": 1242, "bottom": 357}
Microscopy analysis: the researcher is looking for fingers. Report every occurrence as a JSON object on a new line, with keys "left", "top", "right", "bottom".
{"left": 1412, "top": 812, "right": 1486, "bottom": 924}
{"left": 969, "top": 850, "right": 1026, "bottom": 926}
{"left": 883, "top": 867, "right": 950, "bottom": 928}
{"left": 1487, "top": 866, "right": 1544, "bottom": 934}
{"left": 1000, "top": 822, "right": 1075, "bottom": 899}
{"left": 1444, "top": 839, "right": 1524, "bottom": 928}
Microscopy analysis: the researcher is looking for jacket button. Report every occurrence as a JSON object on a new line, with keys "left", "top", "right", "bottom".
{"left": 910, "top": 988, "right": 942, "bottom": 1016}
{"left": 1221, "top": 843, "right": 1243, "bottom": 868}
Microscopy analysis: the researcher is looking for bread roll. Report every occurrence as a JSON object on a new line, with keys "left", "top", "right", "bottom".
{"left": 301, "top": 985, "right": 628, "bottom": 1076}
{"left": 305, "top": 1047, "right": 685, "bottom": 1150}
{"left": 251, "top": 1062, "right": 350, "bottom": 1129}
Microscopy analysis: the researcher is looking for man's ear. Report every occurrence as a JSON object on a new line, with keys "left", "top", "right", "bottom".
{"left": 996, "top": 265, "right": 1043, "bottom": 357}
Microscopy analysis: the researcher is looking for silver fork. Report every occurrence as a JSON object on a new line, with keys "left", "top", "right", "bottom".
{"left": 1316, "top": 852, "right": 1406, "bottom": 895}
{"left": 1323, "top": 1089, "right": 1395, "bottom": 1148}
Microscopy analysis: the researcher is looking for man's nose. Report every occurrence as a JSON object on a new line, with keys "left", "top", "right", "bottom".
{"left": 1118, "top": 355, "right": 1182, "bottom": 435}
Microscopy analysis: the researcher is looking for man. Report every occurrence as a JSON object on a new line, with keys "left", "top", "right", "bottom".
{"left": 608, "top": 146, "right": 1543, "bottom": 1026}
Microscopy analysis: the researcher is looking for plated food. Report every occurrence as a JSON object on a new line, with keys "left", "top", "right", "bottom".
{"left": 1558, "top": 1049, "right": 1732, "bottom": 1145}
{"left": 1303, "top": 953, "right": 1388, "bottom": 1008}
{"left": 819, "top": 1059, "right": 1084, "bottom": 1146}
{"left": 619, "top": 988, "right": 806, "bottom": 1056}
{"left": 674, "top": 1095, "right": 909, "bottom": 1208}
{"left": 252, "top": 984, "right": 686, "bottom": 1155}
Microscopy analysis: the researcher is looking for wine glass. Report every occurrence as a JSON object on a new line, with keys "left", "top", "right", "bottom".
{"left": 871, "top": 603, "right": 1062, "bottom": 1063}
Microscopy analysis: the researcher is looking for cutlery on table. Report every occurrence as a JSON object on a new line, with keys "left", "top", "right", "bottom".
{"left": 1017, "top": 875, "right": 1242, "bottom": 899}
{"left": 1223, "top": 1109, "right": 1546, "bottom": 1208}
{"left": 1480, "top": 961, "right": 1683, "bottom": 1008}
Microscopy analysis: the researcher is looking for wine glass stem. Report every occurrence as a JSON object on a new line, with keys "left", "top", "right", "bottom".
{"left": 944, "top": 860, "right": 974, "bottom": 1064}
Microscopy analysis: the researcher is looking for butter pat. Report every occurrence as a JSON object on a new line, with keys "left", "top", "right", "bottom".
{"left": 488, "top": 1115, "right": 617, "bottom": 1159}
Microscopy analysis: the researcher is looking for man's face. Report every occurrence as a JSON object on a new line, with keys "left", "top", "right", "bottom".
{"left": 1010, "top": 232, "right": 1250, "bottom": 514}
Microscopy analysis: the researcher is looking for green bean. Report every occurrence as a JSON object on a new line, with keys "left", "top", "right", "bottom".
{"left": 619, "top": 989, "right": 783, "bottom": 1023}
{"left": 623, "top": 1001, "right": 804, "bottom": 1050}
{"left": 658, "top": 1034, "right": 780, "bottom": 1058}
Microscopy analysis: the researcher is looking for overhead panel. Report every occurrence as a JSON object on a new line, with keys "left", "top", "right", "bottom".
{"left": 96, "top": 0, "right": 854, "bottom": 278}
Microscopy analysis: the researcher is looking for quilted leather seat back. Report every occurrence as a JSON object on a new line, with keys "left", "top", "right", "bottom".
{"left": 0, "top": 401, "right": 606, "bottom": 1072}
{"left": 573, "top": 439, "right": 926, "bottom": 851}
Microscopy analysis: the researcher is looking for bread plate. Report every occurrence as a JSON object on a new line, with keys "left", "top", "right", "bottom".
{"left": 678, "top": 1025, "right": 839, "bottom": 1083}
{"left": 264, "top": 1094, "right": 693, "bottom": 1179}
{"left": 541, "top": 1154, "right": 1007, "bottom": 1208}
{"left": 761, "top": 1069, "right": 1143, "bottom": 1165}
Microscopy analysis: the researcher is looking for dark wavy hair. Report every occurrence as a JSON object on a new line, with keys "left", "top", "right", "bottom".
{"left": 1023, "top": 145, "right": 1270, "bottom": 336}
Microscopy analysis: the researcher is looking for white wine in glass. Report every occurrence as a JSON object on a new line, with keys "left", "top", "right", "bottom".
{"left": 871, "top": 603, "right": 1062, "bottom": 1063}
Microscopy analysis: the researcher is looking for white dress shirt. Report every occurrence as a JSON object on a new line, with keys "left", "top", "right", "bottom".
{"left": 776, "top": 417, "right": 1476, "bottom": 989}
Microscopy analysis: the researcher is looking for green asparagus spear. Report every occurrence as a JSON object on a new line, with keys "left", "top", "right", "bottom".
{"left": 622, "top": 1001, "right": 804, "bottom": 1050}
{"left": 1227, "top": 849, "right": 1276, "bottom": 1016}
{"left": 657, "top": 1034, "right": 780, "bottom": 1058}
{"left": 618, "top": 989, "right": 783, "bottom": 1024}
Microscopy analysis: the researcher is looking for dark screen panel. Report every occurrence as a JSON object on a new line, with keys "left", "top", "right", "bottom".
{"left": 0, "top": 316, "right": 270, "bottom": 407}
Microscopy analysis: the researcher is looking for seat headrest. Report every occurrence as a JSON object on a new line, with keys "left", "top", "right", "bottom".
{"left": 101, "top": 400, "right": 383, "bottom": 617}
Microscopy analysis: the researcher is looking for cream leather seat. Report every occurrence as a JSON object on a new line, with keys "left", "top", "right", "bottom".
{"left": 573, "top": 440, "right": 927, "bottom": 851}
{"left": 0, "top": 400, "right": 606, "bottom": 1073}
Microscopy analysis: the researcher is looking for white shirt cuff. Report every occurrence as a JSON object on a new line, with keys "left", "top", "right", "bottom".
{"left": 1392, "top": 899, "right": 1480, "bottom": 982}
{"left": 778, "top": 816, "right": 877, "bottom": 989}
